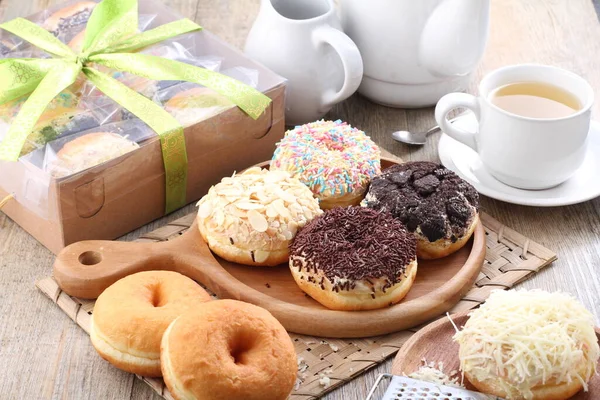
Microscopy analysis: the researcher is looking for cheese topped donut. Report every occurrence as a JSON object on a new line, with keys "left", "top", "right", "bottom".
{"left": 271, "top": 120, "right": 381, "bottom": 209}
{"left": 197, "top": 167, "right": 322, "bottom": 266}
{"left": 454, "top": 289, "right": 600, "bottom": 400}
{"left": 289, "top": 207, "right": 417, "bottom": 311}
{"left": 362, "top": 161, "right": 479, "bottom": 259}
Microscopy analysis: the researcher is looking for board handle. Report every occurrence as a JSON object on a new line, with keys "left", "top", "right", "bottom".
{"left": 53, "top": 239, "right": 177, "bottom": 299}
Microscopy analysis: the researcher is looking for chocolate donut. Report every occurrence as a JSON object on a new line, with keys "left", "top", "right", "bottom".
{"left": 362, "top": 161, "right": 479, "bottom": 259}
{"left": 289, "top": 207, "right": 417, "bottom": 311}
{"left": 43, "top": 2, "right": 96, "bottom": 39}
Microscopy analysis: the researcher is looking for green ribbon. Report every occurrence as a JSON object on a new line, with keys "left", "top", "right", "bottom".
{"left": 0, "top": 0, "right": 271, "bottom": 214}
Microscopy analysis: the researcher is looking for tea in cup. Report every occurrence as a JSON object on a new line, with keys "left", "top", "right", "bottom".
{"left": 435, "top": 64, "right": 594, "bottom": 190}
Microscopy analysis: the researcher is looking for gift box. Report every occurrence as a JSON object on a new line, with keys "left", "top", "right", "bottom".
{"left": 0, "top": 0, "right": 286, "bottom": 254}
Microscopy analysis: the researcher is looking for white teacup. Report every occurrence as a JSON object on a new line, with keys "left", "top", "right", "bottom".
{"left": 435, "top": 64, "right": 594, "bottom": 190}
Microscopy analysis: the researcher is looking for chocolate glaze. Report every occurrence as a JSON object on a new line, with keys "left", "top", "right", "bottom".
{"left": 52, "top": 9, "right": 93, "bottom": 36}
{"left": 363, "top": 162, "right": 479, "bottom": 242}
{"left": 290, "top": 207, "right": 416, "bottom": 292}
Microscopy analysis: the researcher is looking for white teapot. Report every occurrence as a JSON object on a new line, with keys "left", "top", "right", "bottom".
{"left": 340, "top": 0, "right": 490, "bottom": 107}
{"left": 245, "top": 0, "right": 363, "bottom": 125}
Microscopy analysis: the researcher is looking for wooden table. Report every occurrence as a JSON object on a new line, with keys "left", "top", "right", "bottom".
{"left": 1, "top": 0, "right": 600, "bottom": 399}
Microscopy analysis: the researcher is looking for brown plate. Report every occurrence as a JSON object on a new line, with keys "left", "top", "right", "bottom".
{"left": 53, "top": 158, "right": 485, "bottom": 338}
{"left": 392, "top": 312, "right": 600, "bottom": 399}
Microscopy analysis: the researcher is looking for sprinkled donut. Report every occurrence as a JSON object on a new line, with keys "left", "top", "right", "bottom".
{"left": 270, "top": 120, "right": 381, "bottom": 209}
{"left": 289, "top": 207, "right": 417, "bottom": 311}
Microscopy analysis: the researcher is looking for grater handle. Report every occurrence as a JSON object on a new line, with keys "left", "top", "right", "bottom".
{"left": 365, "top": 374, "right": 394, "bottom": 400}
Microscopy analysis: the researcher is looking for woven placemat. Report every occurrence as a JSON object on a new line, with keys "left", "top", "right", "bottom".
{"left": 36, "top": 212, "right": 556, "bottom": 399}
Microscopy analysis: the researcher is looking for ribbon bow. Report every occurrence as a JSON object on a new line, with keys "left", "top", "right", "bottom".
{"left": 0, "top": 0, "right": 271, "bottom": 213}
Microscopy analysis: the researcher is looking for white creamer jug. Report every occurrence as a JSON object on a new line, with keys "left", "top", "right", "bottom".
{"left": 340, "top": 0, "right": 490, "bottom": 107}
{"left": 245, "top": 0, "right": 363, "bottom": 125}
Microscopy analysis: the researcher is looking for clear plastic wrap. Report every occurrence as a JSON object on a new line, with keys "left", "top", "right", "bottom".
{"left": 157, "top": 82, "right": 237, "bottom": 127}
{"left": 0, "top": 0, "right": 287, "bottom": 252}
{"left": 41, "top": 119, "right": 154, "bottom": 178}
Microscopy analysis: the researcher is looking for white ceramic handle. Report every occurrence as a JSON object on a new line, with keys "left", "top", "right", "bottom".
{"left": 313, "top": 25, "right": 363, "bottom": 109}
{"left": 435, "top": 93, "right": 481, "bottom": 151}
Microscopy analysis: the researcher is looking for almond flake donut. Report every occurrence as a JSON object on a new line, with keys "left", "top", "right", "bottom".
{"left": 161, "top": 299, "right": 297, "bottom": 400}
{"left": 196, "top": 167, "right": 322, "bottom": 266}
{"left": 270, "top": 120, "right": 381, "bottom": 209}
{"left": 91, "top": 271, "right": 211, "bottom": 377}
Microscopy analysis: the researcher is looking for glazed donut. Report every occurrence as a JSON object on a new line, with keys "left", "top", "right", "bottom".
{"left": 289, "top": 206, "right": 417, "bottom": 311}
{"left": 49, "top": 132, "right": 139, "bottom": 177}
{"left": 270, "top": 120, "right": 381, "bottom": 209}
{"left": 161, "top": 299, "right": 297, "bottom": 400}
{"left": 91, "top": 271, "right": 211, "bottom": 377}
{"left": 196, "top": 167, "right": 322, "bottom": 266}
{"left": 164, "top": 87, "right": 235, "bottom": 127}
{"left": 454, "top": 289, "right": 600, "bottom": 400}
{"left": 362, "top": 161, "right": 479, "bottom": 259}
{"left": 43, "top": 1, "right": 96, "bottom": 37}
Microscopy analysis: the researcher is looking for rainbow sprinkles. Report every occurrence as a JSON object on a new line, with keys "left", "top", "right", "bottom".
{"left": 271, "top": 120, "right": 381, "bottom": 209}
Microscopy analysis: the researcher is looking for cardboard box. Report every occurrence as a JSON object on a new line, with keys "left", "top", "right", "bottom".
{"left": 0, "top": 0, "right": 286, "bottom": 254}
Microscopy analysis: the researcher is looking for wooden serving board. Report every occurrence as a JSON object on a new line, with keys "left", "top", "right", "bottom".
{"left": 53, "top": 159, "right": 486, "bottom": 338}
{"left": 392, "top": 312, "right": 600, "bottom": 399}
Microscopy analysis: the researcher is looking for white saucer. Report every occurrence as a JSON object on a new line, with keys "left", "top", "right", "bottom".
{"left": 438, "top": 113, "right": 600, "bottom": 207}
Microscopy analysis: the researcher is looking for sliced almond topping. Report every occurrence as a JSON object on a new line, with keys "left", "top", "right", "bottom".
{"left": 214, "top": 209, "right": 225, "bottom": 226}
{"left": 253, "top": 249, "right": 270, "bottom": 263}
{"left": 242, "top": 167, "right": 262, "bottom": 175}
{"left": 197, "top": 200, "right": 212, "bottom": 218}
{"left": 272, "top": 199, "right": 291, "bottom": 220}
{"left": 264, "top": 170, "right": 289, "bottom": 184}
{"left": 282, "top": 228, "right": 294, "bottom": 241}
{"left": 266, "top": 204, "right": 278, "bottom": 218}
{"left": 288, "top": 221, "right": 298, "bottom": 236}
{"left": 235, "top": 201, "right": 264, "bottom": 210}
{"left": 247, "top": 209, "right": 268, "bottom": 232}
{"left": 277, "top": 188, "right": 297, "bottom": 204}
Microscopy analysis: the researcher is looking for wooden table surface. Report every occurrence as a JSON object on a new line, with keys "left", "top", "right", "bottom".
{"left": 1, "top": 0, "right": 600, "bottom": 399}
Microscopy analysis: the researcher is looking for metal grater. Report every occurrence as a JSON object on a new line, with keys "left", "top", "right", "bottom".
{"left": 366, "top": 374, "right": 503, "bottom": 400}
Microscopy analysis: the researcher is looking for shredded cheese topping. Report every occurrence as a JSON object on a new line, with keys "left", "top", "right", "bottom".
{"left": 453, "top": 290, "right": 599, "bottom": 399}
{"left": 406, "top": 360, "right": 463, "bottom": 388}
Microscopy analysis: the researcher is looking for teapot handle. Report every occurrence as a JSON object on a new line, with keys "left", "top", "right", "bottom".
{"left": 312, "top": 25, "right": 363, "bottom": 109}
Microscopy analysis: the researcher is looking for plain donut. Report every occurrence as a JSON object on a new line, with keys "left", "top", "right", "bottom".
{"left": 91, "top": 271, "right": 211, "bottom": 377}
{"left": 161, "top": 299, "right": 297, "bottom": 400}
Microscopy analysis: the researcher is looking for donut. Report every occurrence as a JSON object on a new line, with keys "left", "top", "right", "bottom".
{"left": 49, "top": 132, "right": 139, "bottom": 177}
{"left": 289, "top": 206, "right": 417, "bottom": 311}
{"left": 0, "top": 89, "right": 86, "bottom": 156}
{"left": 270, "top": 120, "right": 381, "bottom": 209}
{"left": 164, "top": 87, "right": 235, "bottom": 127}
{"left": 197, "top": 167, "right": 322, "bottom": 266}
{"left": 161, "top": 299, "right": 297, "bottom": 400}
{"left": 90, "top": 271, "right": 211, "bottom": 377}
{"left": 362, "top": 161, "right": 479, "bottom": 259}
{"left": 67, "top": 30, "right": 85, "bottom": 52}
{"left": 454, "top": 289, "right": 600, "bottom": 400}
{"left": 43, "top": 2, "right": 96, "bottom": 38}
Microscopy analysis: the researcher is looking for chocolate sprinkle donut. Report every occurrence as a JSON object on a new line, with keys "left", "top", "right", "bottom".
{"left": 363, "top": 162, "right": 479, "bottom": 242}
{"left": 290, "top": 207, "right": 416, "bottom": 292}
